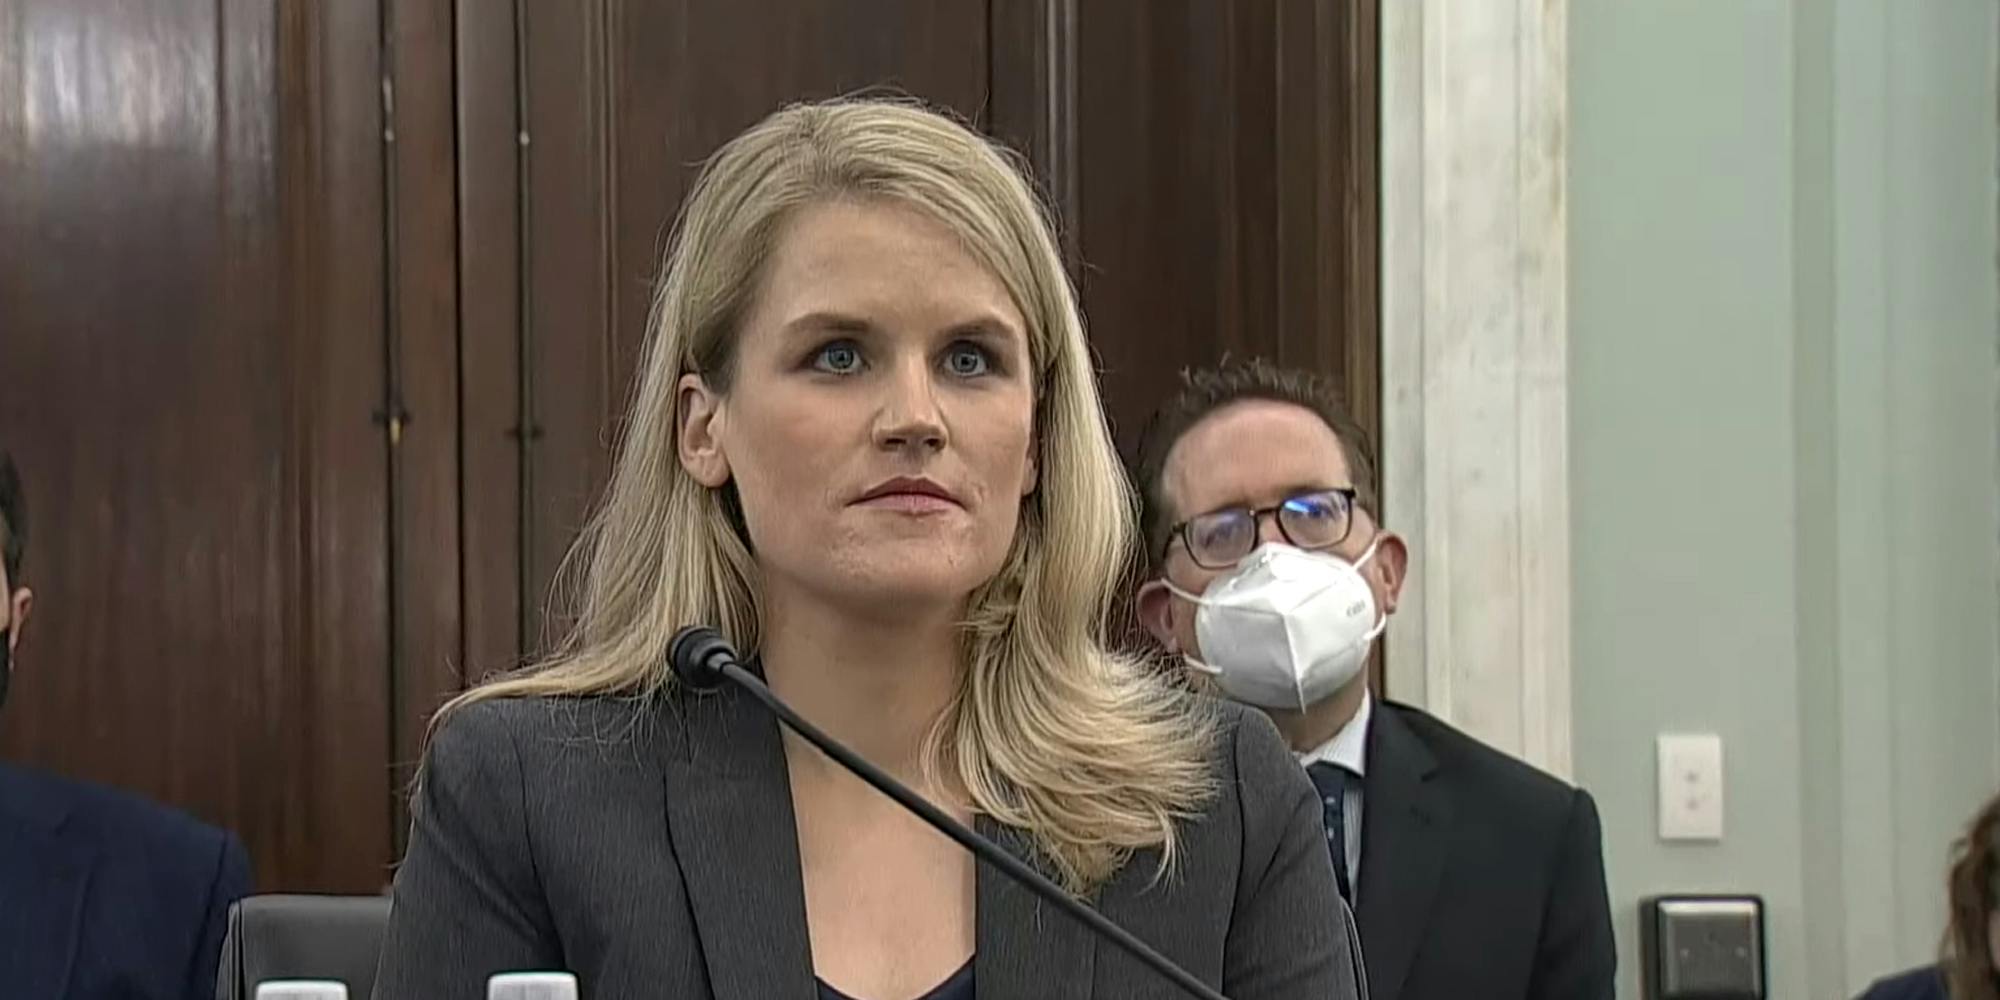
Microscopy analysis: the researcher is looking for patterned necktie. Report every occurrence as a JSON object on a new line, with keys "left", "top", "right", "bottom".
{"left": 1305, "top": 761, "right": 1353, "bottom": 904}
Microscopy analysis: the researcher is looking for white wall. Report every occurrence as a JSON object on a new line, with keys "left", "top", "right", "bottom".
{"left": 1568, "top": 1, "right": 2000, "bottom": 997}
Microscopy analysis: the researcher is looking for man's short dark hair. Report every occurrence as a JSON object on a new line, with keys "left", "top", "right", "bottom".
{"left": 1129, "top": 359, "right": 1378, "bottom": 570}
{"left": 0, "top": 451, "right": 25, "bottom": 586}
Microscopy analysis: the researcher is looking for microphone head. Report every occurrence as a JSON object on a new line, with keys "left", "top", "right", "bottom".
{"left": 488, "top": 972, "right": 579, "bottom": 1000}
{"left": 669, "top": 625, "right": 739, "bottom": 691}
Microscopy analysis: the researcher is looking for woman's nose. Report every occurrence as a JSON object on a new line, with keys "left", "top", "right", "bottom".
{"left": 872, "top": 360, "right": 947, "bottom": 452}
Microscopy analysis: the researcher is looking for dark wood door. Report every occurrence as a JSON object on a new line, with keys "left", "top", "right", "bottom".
{"left": 0, "top": 0, "right": 395, "bottom": 891}
{"left": 0, "top": 0, "right": 1378, "bottom": 893}
{"left": 460, "top": 0, "right": 994, "bottom": 660}
{"left": 1056, "top": 0, "right": 1381, "bottom": 452}
{"left": 457, "top": 0, "right": 1381, "bottom": 671}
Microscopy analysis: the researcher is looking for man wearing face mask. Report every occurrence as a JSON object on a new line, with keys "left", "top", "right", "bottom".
{"left": 1132, "top": 361, "right": 1616, "bottom": 1000}
{"left": 0, "top": 450, "right": 253, "bottom": 999}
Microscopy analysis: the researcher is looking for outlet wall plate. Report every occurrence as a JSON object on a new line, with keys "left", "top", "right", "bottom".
{"left": 1639, "top": 894, "right": 1765, "bottom": 999}
{"left": 1656, "top": 733, "right": 1725, "bottom": 840}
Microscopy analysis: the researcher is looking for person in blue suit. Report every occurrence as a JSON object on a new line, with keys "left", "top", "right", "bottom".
{"left": 0, "top": 450, "right": 253, "bottom": 999}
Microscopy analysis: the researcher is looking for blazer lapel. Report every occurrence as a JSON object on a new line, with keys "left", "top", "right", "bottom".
{"left": 0, "top": 765, "right": 89, "bottom": 1000}
{"left": 1355, "top": 705, "right": 1450, "bottom": 1000}
{"left": 658, "top": 685, "right": 817, "bottom": 1000}
{"left": 973, "top": 815, "right": 1094, "bottom": 1000}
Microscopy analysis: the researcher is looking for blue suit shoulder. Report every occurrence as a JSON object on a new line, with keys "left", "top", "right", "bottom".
{"left": 2, "top": 760, "right": 246, "bottom": 866}
{"left": 0, "top": 761, "right": 252, "bottom": 1000}
{"left": 1854, "top": 965, "right": 1948, "bottom": 1000}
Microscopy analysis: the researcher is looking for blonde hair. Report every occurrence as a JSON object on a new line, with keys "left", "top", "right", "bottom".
{"left": 437, "top": 97, "right": 1216, "bottom": 892}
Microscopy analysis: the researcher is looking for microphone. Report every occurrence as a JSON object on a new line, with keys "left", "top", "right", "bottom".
{"left": 488, "top": 971, "right": 579, "bottom": 999}
{"left": 667, "top": 626, "right": 1232, "bottom": 1000}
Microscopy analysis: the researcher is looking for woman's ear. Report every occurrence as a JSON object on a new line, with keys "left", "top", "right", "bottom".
{"left": 677, "top": 373, "right": 731, "bottom": 488}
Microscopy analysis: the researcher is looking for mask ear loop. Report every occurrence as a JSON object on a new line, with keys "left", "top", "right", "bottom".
{"left": 1158, "top": 579, "right": 1225, "bottom": 678}
{"left": 1181, "top": 652, "right": 1223, "bottom": 678}
{"left": 1350, "top": 533, "right": 1391, "bottom": 641}
{"left": 1350, "top": 532, "right": 1385, "bottom": 571}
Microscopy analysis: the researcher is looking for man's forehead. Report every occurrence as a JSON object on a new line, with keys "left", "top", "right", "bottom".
{"left": 1161, "top": 399, "right": 1352, "bottom": 518}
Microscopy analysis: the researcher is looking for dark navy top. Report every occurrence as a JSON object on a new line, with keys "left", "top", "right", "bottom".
{"left": 817, "top": 959, "right": 974, "bottom": 1000}
{"left": 1852, "top": 965, "right": 1950, "bottom": 1000}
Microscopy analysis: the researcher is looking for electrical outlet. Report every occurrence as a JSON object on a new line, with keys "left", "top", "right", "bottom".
{"left": 1657, "top": 733, "right": 1724, "bottom": 841}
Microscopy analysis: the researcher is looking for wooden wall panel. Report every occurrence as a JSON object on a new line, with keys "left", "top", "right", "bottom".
{"left": 385, "top": 0, "right": 465, "bottom": 823}
{"left": 604, "top": 0, "right": 995, "bottom": 407}
{"left": 487, "top": 0, "right": 1378, "bottom": 664}
{"left": 0, "top": 0, "right": 1381, "bottom": 896}
{"left": 999, "top": 0, "right": 1382, "bottom": 454}
{"left": 454, "top": 0, "right": 527, "bottom": 681}
{"left": 280, "top": 0, "right": 396, "bottom": 890}
{"left": 0, "top": 0, "right": 394, "bottom": 890}
{"left": 987, "top": 0, "right": 1079, "bottom": 265}
{"left": 516, "top": 0, "right": 612, "bottom": 652}
{"left": 503, "top": 0, "right": 991, "bottom": 655}
{"left": 989, "top": 0, "right": 1379, "bottom": 680}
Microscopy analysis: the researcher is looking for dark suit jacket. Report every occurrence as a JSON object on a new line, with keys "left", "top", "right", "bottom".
{"left": 0, "top": 761, "right": 252, "bottom": 1000}
{"left": 374, "top": 688, "right": 1368, "bottom": 999}
{"left": 1354, "top": 702, "right": 1615, "bottom": 1000}
{"left": 1854, "top": 965, "right": 1950, "bottom": 1000}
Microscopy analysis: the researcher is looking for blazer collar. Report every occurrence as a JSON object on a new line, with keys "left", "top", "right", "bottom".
{"left": 1355, "top": 703, "right": 1450, "bottom": 1000}
{"left": 657, "top": 682, "right": 1100, "bottom": 1000}
{"left": 658, "top": 684, "right": 817, "bottom": 999}
{"left": 973, "top": 815, "right": 1096, "bottom": 1000}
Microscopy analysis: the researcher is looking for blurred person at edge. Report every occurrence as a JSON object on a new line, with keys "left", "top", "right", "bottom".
{"left": 1855, "top": 790, "right": 2000, "bottom": 1000}
{"left": 0, "top": 449, "right": 253, "bottom": 1000}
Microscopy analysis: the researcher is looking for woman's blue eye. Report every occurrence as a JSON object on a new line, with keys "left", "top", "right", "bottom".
{"left": 945, "top": 344, "right": 991, "bottom": 377}
{"left": 813, "top": 342, "right": 862, "bottom": 374}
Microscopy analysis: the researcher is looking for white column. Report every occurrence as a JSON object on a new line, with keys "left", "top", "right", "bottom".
{"left": 1380, "top": 0, "right": 1573, "bottom": 777}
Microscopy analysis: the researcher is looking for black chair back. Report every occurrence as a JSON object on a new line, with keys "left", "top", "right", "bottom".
{"left": 214, "top": 894, "right": 391, "bottom": 1000}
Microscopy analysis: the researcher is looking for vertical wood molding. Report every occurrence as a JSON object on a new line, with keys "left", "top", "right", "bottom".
{"left": 988, "top": 0, "right": 1080, "bottom": 268}
{"left": 384, "top": 0, "right": 465, "bottom": 847}
{"left": 1380, "top": 0, "right": 1573, "bottom": 777}
{"left": 453, "top": 0, "right": 526, "bottom": 679}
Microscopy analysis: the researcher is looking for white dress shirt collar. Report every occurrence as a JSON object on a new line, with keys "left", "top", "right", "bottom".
{"left": 1296, "top": 691, "right": 1371, "bottom": 777}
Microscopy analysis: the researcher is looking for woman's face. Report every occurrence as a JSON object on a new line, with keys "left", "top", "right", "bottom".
{"left": 678, "top": 199, "right": 1038, "bottom": 620}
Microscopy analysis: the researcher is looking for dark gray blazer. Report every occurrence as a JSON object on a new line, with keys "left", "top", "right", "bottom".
{"left": 372, "top": 687, "right": 1367, "bottom": 999}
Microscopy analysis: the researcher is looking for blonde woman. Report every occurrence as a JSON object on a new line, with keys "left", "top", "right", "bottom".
{"left": 372, "top": 98, "right": 1364, "bottom": 1000}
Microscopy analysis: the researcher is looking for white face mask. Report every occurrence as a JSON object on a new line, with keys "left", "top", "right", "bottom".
{"left": 1164, "top": 539, "right": 1387, "bottom": 711}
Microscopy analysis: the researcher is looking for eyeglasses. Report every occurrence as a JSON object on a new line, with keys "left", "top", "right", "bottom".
{"left": 1165, "top": 488, "right": 1359, "bottom": 570}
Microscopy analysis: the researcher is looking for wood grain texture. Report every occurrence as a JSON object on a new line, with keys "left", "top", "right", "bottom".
{"left": 386, "top": 0, "right": 463, "bottom": 835}
{"left": 0, "top": 0, "right": 1383, "bottom": 893}
{"left": 0, "top": 0, "right": 394, "bottom": 890}
{"left": 510, "top": 0, "right": 990, "bottom": 654}
{"left": 1041, "top": 0, "right": 1380, "bottom": 455}
{"left": 453, "top": 0, "right": 526, "bottom": 682}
